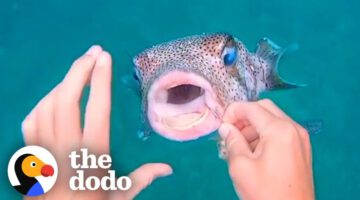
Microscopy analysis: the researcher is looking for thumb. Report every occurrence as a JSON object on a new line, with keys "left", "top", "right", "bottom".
{"left": 110, "top": 163, "right": 173, "bottom": 200}
{"left": 219, "top": 123, "right": 252, "bottom": 160}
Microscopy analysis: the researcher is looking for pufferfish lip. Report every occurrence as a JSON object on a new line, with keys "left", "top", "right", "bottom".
{"left": 146, "top": 71, "right": 223, "bottom": 141}
{"left": 162, "top": 109, "right": 210, "bottom": 130}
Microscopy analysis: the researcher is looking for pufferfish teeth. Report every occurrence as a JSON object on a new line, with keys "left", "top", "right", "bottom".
{"left": 163, "top": 109, "right": 209, "bottom": 130}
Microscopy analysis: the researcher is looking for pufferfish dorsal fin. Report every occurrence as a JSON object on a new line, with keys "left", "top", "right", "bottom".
{"left": 256, "top": 38, "right": 305, "bottom": 90}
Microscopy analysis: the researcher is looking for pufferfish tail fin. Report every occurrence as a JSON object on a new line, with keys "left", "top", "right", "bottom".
{"left": 256, "top": 38, "right": 305, "bottom": 90}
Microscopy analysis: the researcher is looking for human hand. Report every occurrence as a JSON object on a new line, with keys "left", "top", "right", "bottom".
{"left": 219, "top": 100, "right": 314, "bottom": 200}
{"left": 21, "top": 46, "right": 173, "bottom": 200}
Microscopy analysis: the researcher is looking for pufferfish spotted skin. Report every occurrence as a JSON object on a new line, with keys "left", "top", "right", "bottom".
{"left": 133, "top": 33, "right": 299, "bottom": 142}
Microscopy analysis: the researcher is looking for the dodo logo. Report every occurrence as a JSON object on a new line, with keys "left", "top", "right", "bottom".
{"left": 8, "top": 146, "right": 58, "bottom": 196}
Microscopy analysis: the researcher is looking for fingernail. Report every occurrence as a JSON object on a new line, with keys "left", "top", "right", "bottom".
{"left": 96, "top": 51, "right": 111, "bottom": 67}
{"left": 164, "top": 168, "right": 173, "bottom": 176}
{"left": 163, "top": 165, "right": 174, "bottom": 176}
{"left": 219, "top": 123, "right": 230, "bottom": 139}
{"left": 85, "top": 45, "right": 102, "bottom": 56}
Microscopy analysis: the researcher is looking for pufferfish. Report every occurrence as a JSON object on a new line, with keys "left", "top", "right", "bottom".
{"left": 131, "top": 33, "right": 319, "bottom": 145}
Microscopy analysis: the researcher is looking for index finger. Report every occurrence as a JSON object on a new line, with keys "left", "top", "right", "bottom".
{"left": 222, "top": 102, "right": 279, "bottom": 137}
{"left": 83, "top": 51, "right": 112, "bottom": 154}
{"left": 55, "top": 45, "right": 103, "bottom": 144}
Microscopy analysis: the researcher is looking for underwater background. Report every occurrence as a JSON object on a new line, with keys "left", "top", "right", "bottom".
{"left": 0, "top": 0, "right": 359, "bottom": 199}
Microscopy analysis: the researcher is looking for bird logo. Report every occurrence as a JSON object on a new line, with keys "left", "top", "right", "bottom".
{"left": 8, "top": 146, "right": 58, "bottom": 196}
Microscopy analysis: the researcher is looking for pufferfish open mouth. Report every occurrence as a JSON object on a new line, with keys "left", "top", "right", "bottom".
{"left": 147, "top": 71, "right": 224, "bottom": 141}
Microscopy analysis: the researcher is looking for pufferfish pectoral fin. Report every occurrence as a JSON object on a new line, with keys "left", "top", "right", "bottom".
{"left": 121, "top": 74, "right": 142, "bottom": 98}
{"left": 136, "top": 113, "right": 153, "bottom": 141}
{"left": 256, "top": 38, "right": 306, "bottom": 91}
{"left": 299, "top": 119, "right": 324, "bottom": 135}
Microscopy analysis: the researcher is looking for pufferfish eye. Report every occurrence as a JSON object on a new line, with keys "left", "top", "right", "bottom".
{"left": 222, "top": 39, "right": 238, "bottom": 66}
{"left": 30, "top": 162, "right": 36, "bottom": 167}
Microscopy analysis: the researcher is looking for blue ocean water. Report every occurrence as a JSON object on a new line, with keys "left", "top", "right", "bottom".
{"left": 0, "top": 0, "right": 359, "bottom": 199}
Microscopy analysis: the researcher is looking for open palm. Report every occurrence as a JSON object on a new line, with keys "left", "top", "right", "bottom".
{"left": 21, "top": 46, "right": 172, "bottom": 200}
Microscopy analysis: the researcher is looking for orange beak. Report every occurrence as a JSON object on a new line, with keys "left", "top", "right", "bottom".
{"left": 41, "top": 164, "right": 54, "bottom": 177}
